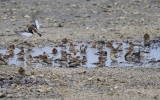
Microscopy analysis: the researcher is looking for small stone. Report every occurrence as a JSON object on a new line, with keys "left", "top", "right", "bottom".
{"left": 24, "top": 14, "right": 30, "bottom": 19}
{"left": 39, "top": 74, "right": 44, "bottom": 78}
{"left": 1, "top": 17, "right": 6, "bottom": 20}
{"left": 6, "top": 29, "right": 10, "bottom": 32}
{"left": 11, "top": 84, "right": 17, "bottom": 88}
{"left": 10, "top": 19, "right": 16, "bottom": 22}
{"left": 88, "top": 77, "right": 93, "bottom": 81}
{"left": 144, "top": 5, "right": 150, "bottom": 9}
{"left": 97, "top": 77, "right": 105, "bottom": 82}
{"left": 7, "top": 94, "right": 13, "bottom": 98}
{"left": 66, "top": 75, "right": 72, "bottom": 78}
{"left": 11, "top": 8, "right": 17, "bottom": 12}
{"left": 37, "top": 89, "right": 45, "bottom": 92}
{"left": 114, "top": 85, "right": 118, "bottom": 89}
{"left": 155, "top": 28, "right": 160, "bottom": 30}
{"left": 0, "top": 93, "right": 5, "bottom": 98}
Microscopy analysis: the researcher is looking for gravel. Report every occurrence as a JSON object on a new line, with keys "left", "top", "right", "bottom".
{"left": 0, "top": 0, "right": 160, "bottom": 99}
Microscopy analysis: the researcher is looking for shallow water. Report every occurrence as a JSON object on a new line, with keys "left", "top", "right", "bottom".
{"left": 1, "top": 41, "right": 160, "bottom": 68}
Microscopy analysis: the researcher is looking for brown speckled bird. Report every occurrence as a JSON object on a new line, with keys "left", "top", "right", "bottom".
{"left": 69, "top": 43, "right": 75, "bottom": 52}
{"left": 90, "top": 40, "right": 97, "bottom": 48}
{"left": 18, "top": 67, "right": 25, "bottom": 75}
{"left": 62, "top": 38, "right": 68, "bottom": 44}
{"left": 95, "top": 51, "right": 107, "bottom": 56}
{"left": 16, "top": 48, "right": 25, "bottom": 59}
{"left": 52, "top": 48, "right": 58, "bottom": 54}
{"left": 23, "top": 41, "right": 33, "bottom": 50}
{"left": 26, "top": 24, "right": 42, "bottom": 37}
{"left": 80, "top": 45, "right": 87, "bottom": 54}
{"left": 144, "top": 33, "right": 150, "bottom": 47}
{"left": 81, "top": 56, "right": 87, "bottom": 65}
{"left": 116, "top": 43, "right": 123, "bottom": 51}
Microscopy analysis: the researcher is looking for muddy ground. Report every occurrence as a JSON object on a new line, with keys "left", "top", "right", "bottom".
{"left": 0, "top": 0, "right": 160, "bottom": 99}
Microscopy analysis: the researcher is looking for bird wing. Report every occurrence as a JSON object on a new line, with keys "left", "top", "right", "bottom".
{"left": 14, "top": 30, "right": 33, "bottom": 38}
{"left": 31, "top": 15, "right": 40, "bottom": 30}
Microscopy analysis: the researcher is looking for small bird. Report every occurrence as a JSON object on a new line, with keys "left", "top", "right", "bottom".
{"left": 18, "top": 67, "right": 25, "bottom": 75}
{"left": 62, "top": 38, "right": 68, "bottom": 44}
{"left": 98, "top": 57, "right": 107, "bottom": 62}
{"left": 95, "top": 51, "right": 107, "bottom": 56}
{"left": 15, "top": 19, "right": 42, "bottom": 37}
{"left": 90, "top": 40, "right": 97, "bottom": 48}
{"left": 8, "top": 44, "right": 15, "bottom": 50}
{"left": 43, "top": 58, "right": 53, "bottom": 64}
{"left": 5, "top": 48, "right": 14, "bottom": 56}
{"left": 81, "top": 56, "right": 87, "bottom": 65}
{"left": 26, "top": 24, "right": 42, "bottom": 37}
{"left": 132, "top": 50, "right": 141, "bottom": 61}
{"left": 42, "top": 52, "right": 49, "bottom": 59}
{"left": 125, "top": 47, "right": 134, "bottom": 62}
{"left": 80, "top": 45, "right": 87, "bottom": 54}
{"left": 106, "top": 40, "right": 114, "bottom": 47}
{"left": 110, "top": 51, "right": 120, "bottom": 62}
{"left": 3, "top": 55, "right": 10, "bottom": 62}
{"left": 52, "top": 48, "right": 58, "bottom": 54}
{"left": 23, "top": 41, "right": 34, "bottom": 50}
{"left": 116, "top": 43, "right": 123, "bottom": 51}
{"left": 0, "top": 54, "right": 8, "bottom": 65}
{"left": 39, "top": 52, "right": 53, "bottom": 65}
{"left": 68, "top": 56, "right": 81, "bottom": 67}
{"left": 16, "top": 48, "right": 25, "bottom": 59}
{"left": 69, "top": 56, "right": 80, "bottom": 63}
{"left": 144, "top": 33, "right": 150, "bottom": 47}
{"left": 68, "top": 49, "right": 79, "bottom": 57}
{"left": 125, "top": 42, "right": 134, "bottom": 52}
{"left": 110, "top": 46, "right": 118, "bottom": 53}
{"left": 69, "top": 43, "right": 75, "bottom": 52}
{"left": 38, "top": 54, "right": 53, "bottom": 65}
{"left": 26, "top": 55, "right": 36, "bottom": 64}
{"left": 54, "top": 55, "right": 67, "bottom": 65}
{"left": 61, "top": 50, "right": 67, "bottom": 57}
{"left": 97, "top": 42, "right": 103, "bottom": 50}
{"left": 97, "top": 60, "right": 105, "bottom": 67}
{"left": 92, "top": 60, "right": 105, "bottom": 67}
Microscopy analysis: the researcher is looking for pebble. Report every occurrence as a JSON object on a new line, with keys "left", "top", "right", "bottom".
{"left": 7, "top": 94, "right": 13, "bottom": 98}
{"left": 1, "top": 16, "right": 6, "bottom": 20}
{"left": 88, "top": 77, "right": 93, "bottom": 81}
{"left": 38, "top": 74, "right": 44, "bottom": 78}
{"left": 0, "top": 93, "right": 5, "bottom": 98}
{"left": 97, "top": 77, "right": 105, "bottom": 82}
{"left": 66, "top": 75, "right": 72, "bottom": 78}
{"left": 5, "top": 29, "right": 10, "bottom": 32}
{"left": 24, "top": 14, "right": 30, "bottom": 19}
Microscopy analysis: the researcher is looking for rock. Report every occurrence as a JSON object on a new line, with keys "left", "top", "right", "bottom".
{"left": 114, "top": 85, "right": 119, "bottom": 89}
{"left": 1, "top": 16, "right": 6, "bottom": 20}
{"left": 11, "top": 84, "right": 17, "bottom": 88}
{"left": 10, "top": 19, "right": 16, "bottom": 22}
{"left": 24, "top": 14, "right": 30, "bottom": 19}
{"left": 5, "top": 29, "right": 10, "bottom": 32}
{"left": 36, "top": 87, "right": 51, "bottom": 93}
{"left": 88, "top": 77, "right": 93, "bottom": 81}
{"left": 37, "top": 89, "right": 45, "bottom": 92}
{"left": 7, "top": 94, "right": 13, "bottom": 98}
{"left": 0, "top": 93, "right": 5, "bottom": 98}
{"left": 39, "top": 74, "right": 44, "bottom": 78}
{"left": 97, "top": 77, "right": 105, "bottom": 82}
{"left": 66, "top": 75, "right": 72, "bottom": 78}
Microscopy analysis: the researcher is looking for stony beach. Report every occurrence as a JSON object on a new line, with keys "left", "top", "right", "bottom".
{"left": 0, "top": 0, "right": 160, "bottom": 99}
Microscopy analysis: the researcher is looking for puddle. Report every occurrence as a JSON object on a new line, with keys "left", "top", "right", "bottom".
{"left": 1, "top": 41, "right": 160, "bottom": 68}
